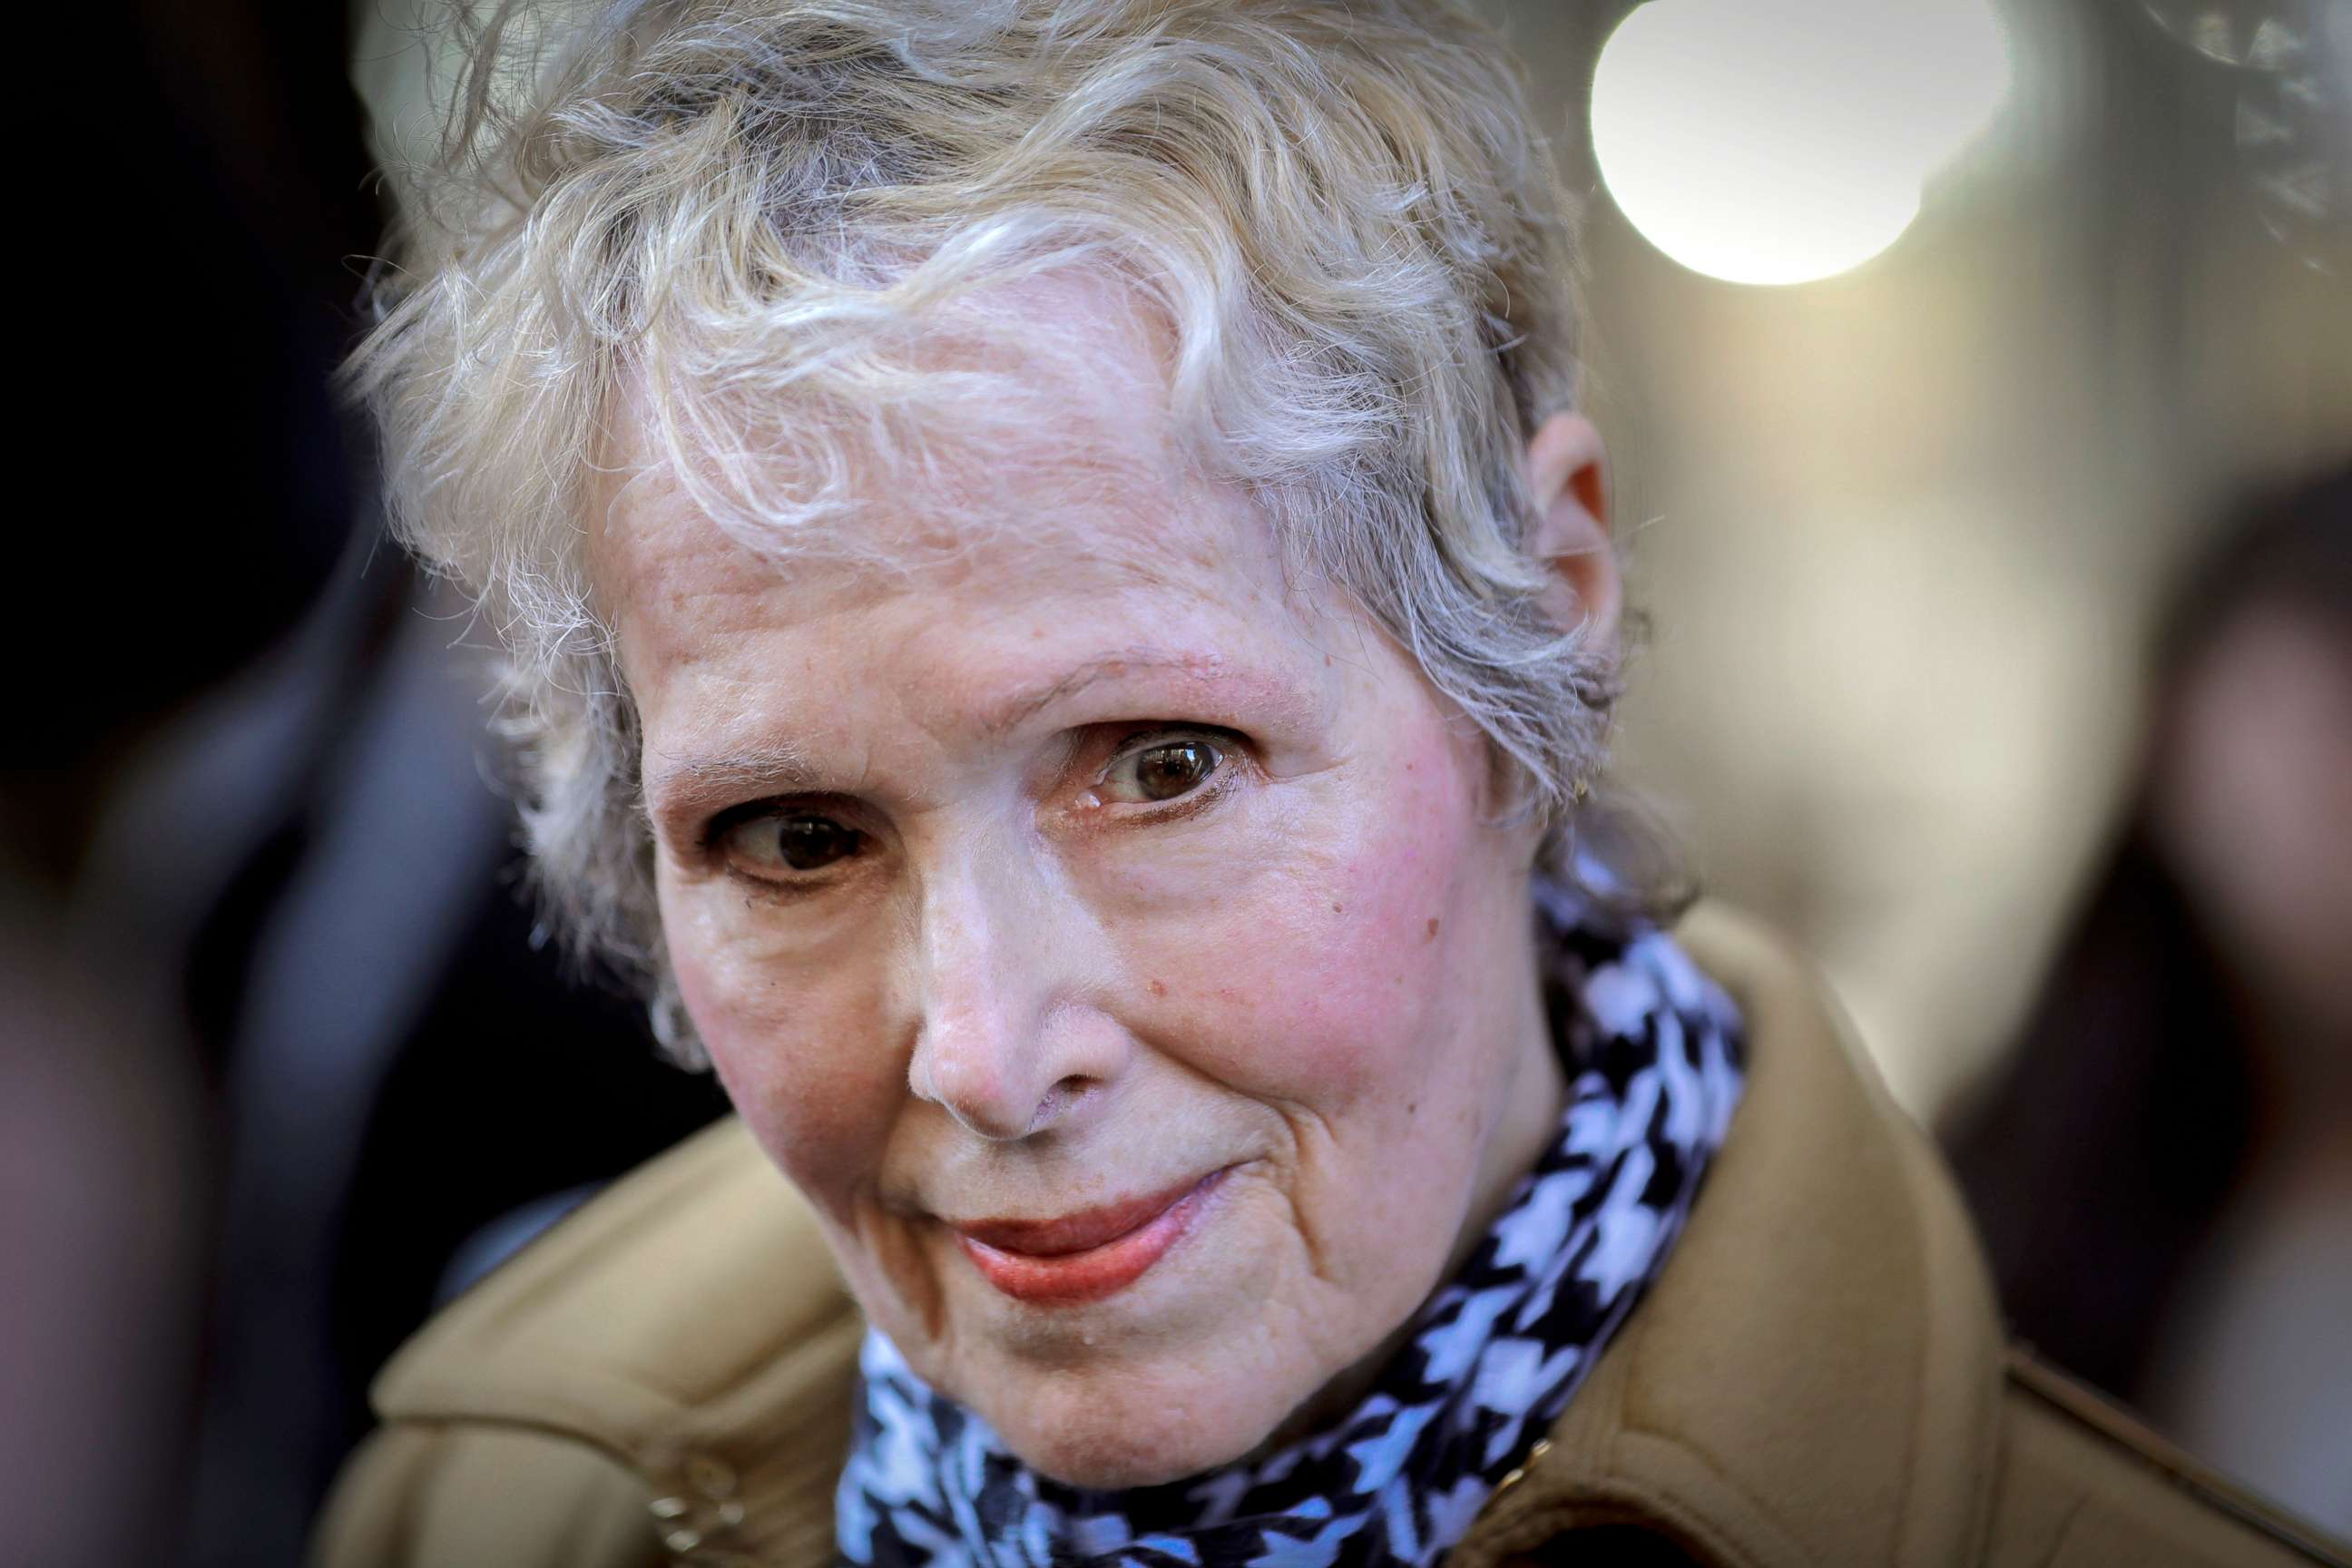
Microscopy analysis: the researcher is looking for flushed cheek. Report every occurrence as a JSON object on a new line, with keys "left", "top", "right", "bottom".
{"left": 1139, "top": 738, "right": 1482, "bottom": 1104}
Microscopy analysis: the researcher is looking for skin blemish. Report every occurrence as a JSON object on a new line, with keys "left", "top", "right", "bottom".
{"left": 1425, "top": 917, "right": 1440, "bottom": 942}
{"left": 1331, "top": 901, "right": 1345, "bottom": 914}
{"left": 1148, "top": 978, "right": 1168, "bottom": 997}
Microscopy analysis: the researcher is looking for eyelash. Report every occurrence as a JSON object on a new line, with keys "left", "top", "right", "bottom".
{"left": 700, "top": 723, "right": 1249, "bottom": 887}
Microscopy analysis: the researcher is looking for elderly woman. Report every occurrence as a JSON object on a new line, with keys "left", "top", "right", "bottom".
{"left": 316, "top": 3, "right": 2328, "bottom": 1565}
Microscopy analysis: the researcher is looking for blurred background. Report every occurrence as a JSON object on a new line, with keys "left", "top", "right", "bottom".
{"left": 6, "top": 1, "right": 2346, "bottom": 1563}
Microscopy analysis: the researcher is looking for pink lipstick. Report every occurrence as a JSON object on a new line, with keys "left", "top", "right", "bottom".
{"left": 952, "top": 1169, "right": 1230, "bottom": 1304}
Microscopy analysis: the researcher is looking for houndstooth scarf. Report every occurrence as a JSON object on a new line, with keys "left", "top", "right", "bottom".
{"left": 836, "top": 886, "right": 1746, "bottom": 1568}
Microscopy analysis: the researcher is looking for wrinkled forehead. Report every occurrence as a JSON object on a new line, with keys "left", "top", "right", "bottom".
{"left": 589, "top": 431, "right": 1280, "bottom": 631}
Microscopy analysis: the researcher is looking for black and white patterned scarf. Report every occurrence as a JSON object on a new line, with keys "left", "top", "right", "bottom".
{"left": 836, "top": 885, "right": 1746, "bottom": 1568}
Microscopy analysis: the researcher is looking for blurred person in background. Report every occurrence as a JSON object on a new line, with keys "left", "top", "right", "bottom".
{"left": 2, "top": 2, "right": 380, "bottom": 1561}
{"left": 1949, "top": 464, "right": 2352, "bottom": 1538}
{"left": 1, "top": 8, "right": 731, "bottom": 1568}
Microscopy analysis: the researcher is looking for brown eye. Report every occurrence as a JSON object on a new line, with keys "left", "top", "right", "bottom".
{"left": 1106, "top": 736, "right": 1223, "bottom": 803}
{"left": 718, "top": 809, "right": 864, "bottom": 877}
{"left": 770, "top": 813, "right": 862, "bottom": 870}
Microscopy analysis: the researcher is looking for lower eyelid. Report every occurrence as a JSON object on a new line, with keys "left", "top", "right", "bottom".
{"left": 717, "top": 847, "right": 870, "bottom": 897}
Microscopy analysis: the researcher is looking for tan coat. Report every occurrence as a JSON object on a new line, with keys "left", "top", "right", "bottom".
{"left": 313, "top": 907, "right": 2344, "bottom": 1567}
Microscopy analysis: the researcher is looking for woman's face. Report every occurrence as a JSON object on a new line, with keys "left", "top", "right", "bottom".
{"left": 596, "top": 395, "right": 1572, "bottom": 1489}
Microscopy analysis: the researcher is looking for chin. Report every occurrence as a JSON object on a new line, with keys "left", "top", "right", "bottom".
{"left": 975, "top": 1353, "right": 1302, "bottom": 1491}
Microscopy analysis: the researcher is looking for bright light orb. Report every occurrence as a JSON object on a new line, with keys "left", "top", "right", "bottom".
{"left": 1591, "top": 0, "right": 2013, "bottom": 286}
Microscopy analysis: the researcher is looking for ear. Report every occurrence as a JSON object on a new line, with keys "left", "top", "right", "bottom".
{"left": 1524, "top": 413, "right": 1620, "bottom": 654}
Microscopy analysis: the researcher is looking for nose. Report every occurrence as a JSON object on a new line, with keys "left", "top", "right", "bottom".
{"left": 904, "top": 845, "right": 1127, "bottom": 1142}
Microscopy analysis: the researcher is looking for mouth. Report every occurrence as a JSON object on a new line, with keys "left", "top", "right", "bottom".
{"left": 949, "top": 1167, "right": 1232, "bottom": 1305}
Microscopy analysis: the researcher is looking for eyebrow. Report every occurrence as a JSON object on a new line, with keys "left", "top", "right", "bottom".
{"left": 642, "top": 743, "right": 827, "bottom": 823}
{"left": 975, "top": 651, "right": 1220, "bottom": 738}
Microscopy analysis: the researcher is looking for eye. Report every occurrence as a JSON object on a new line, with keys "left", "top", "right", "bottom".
{"left": 716, "top": 809, "right": 866, "bottom": 877}
{"left": 1101, "top": 732, "right": 1225, "bottom": 804}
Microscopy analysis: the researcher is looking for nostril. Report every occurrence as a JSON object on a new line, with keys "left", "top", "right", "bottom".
{"left": 1028, "top": 1074, "right": 1098, "bottom": 1131}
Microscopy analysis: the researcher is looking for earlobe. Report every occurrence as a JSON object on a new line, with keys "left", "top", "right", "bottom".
{"left": 1524, "top": 414, "right": 1621, "bottom": 652}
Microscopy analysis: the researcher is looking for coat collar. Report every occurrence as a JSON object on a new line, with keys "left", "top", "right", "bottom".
{"left": 370, "top": 905, "right": 2010, "bottom": 1566}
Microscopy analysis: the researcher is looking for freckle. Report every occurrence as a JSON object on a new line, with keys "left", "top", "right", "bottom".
{"left": 1332, "top": 901, "right": 1345, "bottom": 914}
{"left": 1425, "top": 916, "right": 1440, "bottom": 941}
{"left": 1148, "top": 978, "right": 1167, "bottom": 997}
{"left": 1407, "top": 1101, "right": 1418, "bottom": 1117}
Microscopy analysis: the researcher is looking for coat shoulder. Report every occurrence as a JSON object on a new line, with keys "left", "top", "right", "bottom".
{"left": 367, "top": 1116, "right": 855, "bottom": 1438}
{"left": 314, "top": 1116, "right": 862, "bottom": 1568}
{"left": 1985, "top": 1349, "right": 2347, "bottom": 1567}
{"left": 1472, "top": 905, "right": 2346, "bottom": 1568}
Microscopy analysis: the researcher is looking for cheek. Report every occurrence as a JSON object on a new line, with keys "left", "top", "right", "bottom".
{"left": 663, "top": 887, "right": 902, "bottom": 1210}
{"left": 1131, "top": 722, "right": 1490, "bottom": 1109}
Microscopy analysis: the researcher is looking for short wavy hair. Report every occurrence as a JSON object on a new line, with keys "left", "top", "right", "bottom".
{"left": 350, "top": 0, "right": 1613, "bottom": 1065}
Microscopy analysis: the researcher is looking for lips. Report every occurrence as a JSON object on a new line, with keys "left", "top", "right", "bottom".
{"left": 950, "top": 1168, "right": 1230, "bottom": 1305}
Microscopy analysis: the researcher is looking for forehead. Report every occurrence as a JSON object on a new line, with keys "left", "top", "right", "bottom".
{"left": 592, "top": 441, "right": 1291, "bottom": 665}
